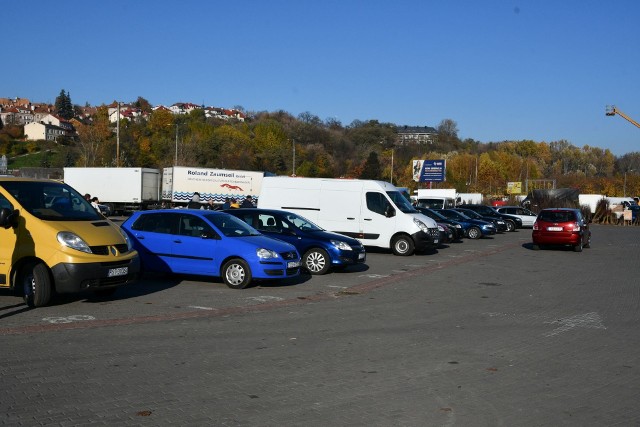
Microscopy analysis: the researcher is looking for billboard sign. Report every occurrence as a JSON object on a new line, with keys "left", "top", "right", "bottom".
{"left": 507, "top": 181, "right": 522, "bottom": 194}
{"left": 413, "top": 159, "right": 446, "bottom": 182}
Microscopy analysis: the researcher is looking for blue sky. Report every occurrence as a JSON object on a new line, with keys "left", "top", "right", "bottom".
{"left": 4, "top": 1, "right": 640, "bottom": 156}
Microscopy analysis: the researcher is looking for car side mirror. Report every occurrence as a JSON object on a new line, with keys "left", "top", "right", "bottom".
{"left": 385, "top": 205, "right": 396, "bottom": 218}
{"left": 0, "top": 208, "right": 19, "bottom": 229}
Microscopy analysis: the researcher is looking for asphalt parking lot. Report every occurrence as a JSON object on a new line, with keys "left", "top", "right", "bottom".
{"left": 2, "top": 224, "right": 640, "bottom": 426}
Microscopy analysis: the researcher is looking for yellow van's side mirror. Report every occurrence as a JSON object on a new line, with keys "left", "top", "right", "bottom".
{"left": 0, "top": 208, "right": 19, "bottom": 229}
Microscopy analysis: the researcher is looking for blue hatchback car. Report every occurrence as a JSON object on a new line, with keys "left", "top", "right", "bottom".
{"left": 225, "top": 208, "right": 366, "bottom": 275}
{"left": 121, "top": 210, "right": 301, "bottom": 289}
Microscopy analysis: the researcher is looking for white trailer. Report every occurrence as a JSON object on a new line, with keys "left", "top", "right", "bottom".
{"left": 162, "top": 166, "right": 265, "bottom": 206}
{"left": 63, "top": 167, "right": 161, "bottom": 215}
{"left": 415, "top": 188, "right": 457, "bottom": 209}
{"left": 578, "top": 194, "right": 605, "bottom": 214}
{"left": 457, "top": 192, "right": 483, "bottom": 204}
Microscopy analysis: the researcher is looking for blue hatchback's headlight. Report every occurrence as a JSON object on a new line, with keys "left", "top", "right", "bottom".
{"left": 257, "top": 248, "right": 279, "bottom": 259}
{"left": 330, "top": 240, "right": 352, "bottom": 251}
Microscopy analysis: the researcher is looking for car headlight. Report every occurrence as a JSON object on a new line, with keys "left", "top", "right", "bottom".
{"left": 454, "top": 224, "right": 462, "bottom": 228}
{"left": 330, "top": 240, "right": 353, "bottom": 251}
{"left": 256, "top": 248, "right": 280, "bottom": 259}
{"left": 413, "top": 217, "right": 429, "bottom": 232}
{"left": 119, "top": 228, "right": 134, "bottom": 252}
{"left": 57, "top": 231, "right": 92, "bottom": 254}
{"left": 438, "top": 225, "right": 445, "bottom": 232}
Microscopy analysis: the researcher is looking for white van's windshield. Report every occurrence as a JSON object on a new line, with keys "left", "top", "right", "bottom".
{"left": 387, "top": 191, "right": 418, "bottom": 213}
{"left": 0, "top": 181, "right": 103, "bottom": 221}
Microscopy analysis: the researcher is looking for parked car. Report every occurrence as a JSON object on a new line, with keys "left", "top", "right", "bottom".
{"left": 121, "top": 209, "right": 301, "bottom": 289}
{"left": 97, "top": 203, "right": 111, "bottom": 217}
{"left": 415, "top": 207, "right": 465, "bottom": 241}
{"left": 225, "top": 208, "right": 366, "bottom": 275}
{"left": 456, "top": 204, "right": 523, "bottom": 231}
{"left": 435, "top": 209, "right": 497, "bottom": 239}
{"left": 454, "top": 208, "right": 508, "bottom": 232}
{"left": 496, "top": 206, "right": 537, "bottom": 227}
{"left": 532, "top": 208, "right": 591, "bottom": 252}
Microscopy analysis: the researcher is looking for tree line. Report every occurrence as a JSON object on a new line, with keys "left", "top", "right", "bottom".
{"left": 1, "top": 92, "right": 639, "bottom": 198}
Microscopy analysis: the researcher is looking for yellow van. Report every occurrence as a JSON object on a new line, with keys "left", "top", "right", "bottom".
{"left": 0, "top": 178, "right": 140, "bottom": 307}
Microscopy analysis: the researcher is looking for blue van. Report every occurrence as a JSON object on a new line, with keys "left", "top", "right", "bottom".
{"left": 226, "top": 208, "right": 366, "bottom": 275}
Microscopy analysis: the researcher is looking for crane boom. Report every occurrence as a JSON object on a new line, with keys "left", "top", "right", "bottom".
{"left": 606, "top": 105, "right": 640, "bottom": 128}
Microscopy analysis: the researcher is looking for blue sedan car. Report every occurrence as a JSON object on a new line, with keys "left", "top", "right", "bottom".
{"left": 225, "top": 208, "right": 366, "bottom": 275}
{"left": 435, "top": 209, "right": 497, "bottom": 239}
{"left": 121, "top": 210, "right": 301, "bottom": 289}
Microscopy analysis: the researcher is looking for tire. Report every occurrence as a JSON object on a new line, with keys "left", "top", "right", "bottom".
{"left": 221, "top": 258, "right": 252, "bottom": 289}
{"left": 303, "top": 248, "right": 331, "bottom": 275}
{"left": 584, "top": 234, "right": 591, "bottom": 249}
{"left": 505, "top": 220, "right": 516, "bottom": 232}
{"left": 467, "top": 227, "right": 481, "bottom": 240}
{"left": 391, "top": 235, "right": 415, "bottom": 256}
{"left": 21, "top": 261, "right": 52, "bottom": 308}
{"left": 574, "top": 240, "right": 583, "bottom": 252}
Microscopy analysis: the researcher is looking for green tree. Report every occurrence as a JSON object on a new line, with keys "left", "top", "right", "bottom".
{"left": 54, "top": 89, "right": 74, "bottom": 119}
{"left": 360, "top": 151, "right": 382, "bottom": 180}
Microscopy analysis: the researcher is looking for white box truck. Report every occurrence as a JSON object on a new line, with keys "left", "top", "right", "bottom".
{"left": 415, "top": 188, "right": 457, "bottom": 209}
{"left": 162, "top": 166, "right": 266, "bottom": 207}
{"left": 63, "top": 167, "right": 161, "bottom": 215}
{"left": 258, "top": 177, "right": 440, "bottom": 256}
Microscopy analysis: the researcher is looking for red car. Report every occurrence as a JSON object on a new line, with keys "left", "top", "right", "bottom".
{"left": 532, "top": 208, "right": 591, "bottom": 252}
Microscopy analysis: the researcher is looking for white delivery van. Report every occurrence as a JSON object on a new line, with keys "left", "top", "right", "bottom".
{"left": 258, "top": 177, "right": 440, "bottom": 256}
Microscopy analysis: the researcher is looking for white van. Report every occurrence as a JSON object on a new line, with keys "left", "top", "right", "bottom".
{"left": 258, "top": 177, "right": 440, "bottom": 256}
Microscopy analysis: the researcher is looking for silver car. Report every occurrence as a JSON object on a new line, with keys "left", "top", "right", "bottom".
{"left": 496, "top": 206, "right": 537, "bottom": 227}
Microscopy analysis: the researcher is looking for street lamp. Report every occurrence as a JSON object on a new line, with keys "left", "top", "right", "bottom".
{"left": 291, "top": 138, "right": 296, "bottom": 177}
{"left": 175, "top": 124, "right": 179, "bottom": 166}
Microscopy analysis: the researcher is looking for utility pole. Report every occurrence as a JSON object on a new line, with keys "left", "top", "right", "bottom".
{"left": 116, "top": 102, "right": 120, "bottom": 167}
{"left": 175, "top": 124, "right": 179, "bottom": 166}
{"left": 292, "top": 139, "right": 296, "bottom": 176}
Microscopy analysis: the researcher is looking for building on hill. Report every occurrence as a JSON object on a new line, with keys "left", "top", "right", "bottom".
{"left": 396, "top": 125, "right": 438, "bottom": 145}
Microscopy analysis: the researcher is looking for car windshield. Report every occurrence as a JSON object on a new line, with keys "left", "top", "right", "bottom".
{"left": 442, "top": 209, "right": 470, "bottom": 220}
{"left": 458, "top": 209, "right": 483, "bottom": 219}
{"left": 539, "top": 211, "right": 577, "bottom": 223}
{"left": 419, "top": 207, "right": 446, "bottom": 220}
{"left": 205, "top": 213, "right": 261, "bottom": 237}
{"left": 0, "top": 180, "right": 102, "bottom": 221}
{"left": 387, "top": 190, "right": 418, "bottom": 213}
{"left": 283, "top": 212, "right": 323, "bottom": 231}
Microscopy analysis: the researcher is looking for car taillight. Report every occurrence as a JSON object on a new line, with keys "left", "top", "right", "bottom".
{"left": 533, "top": 222, "right": 539, "bottom": 230}
{"left": 571, "top": 222, "right": 580, "bottom": 231}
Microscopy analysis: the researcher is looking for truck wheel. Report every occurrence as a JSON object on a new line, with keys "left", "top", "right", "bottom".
{"left": 222, "top": 258, "right": 252, "bottom": 289}
{"left": 467, "top": 227, "right": 481, "bottom": 240}
{"left": 505, "top": 220, "right": 516, "bottom": 232}
{"left": 391, "top": 235, "right": 414, "bottom": 256}
{"left": 303, "top": 248, "right": 330, "bottom": 275}
{"left": 21, "top": 261, "right": 52, "bottom": 308}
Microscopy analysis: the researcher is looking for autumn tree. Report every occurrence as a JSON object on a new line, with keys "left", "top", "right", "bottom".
{"left": 360, "top": 151, "right": 382, "bottom": 180}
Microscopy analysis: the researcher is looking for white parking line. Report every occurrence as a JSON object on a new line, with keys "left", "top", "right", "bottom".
{"left": 188, "top": 305, "right": 216, "bottom": 311}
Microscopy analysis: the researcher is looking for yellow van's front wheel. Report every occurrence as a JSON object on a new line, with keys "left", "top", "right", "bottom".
{"left": 21, "top": 261, "right": 52, "bottom": 308}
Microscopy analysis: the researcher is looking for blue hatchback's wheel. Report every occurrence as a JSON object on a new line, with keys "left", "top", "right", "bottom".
{"left": 222, "top": 258, "right": 252, "bottom": 289}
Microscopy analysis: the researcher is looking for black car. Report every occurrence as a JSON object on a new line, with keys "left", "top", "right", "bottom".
{"left": 456, "top": 204, "right": 523, "bottom": 232}
{"left": 415, "top": 207, "right": 465, "bottom": 241}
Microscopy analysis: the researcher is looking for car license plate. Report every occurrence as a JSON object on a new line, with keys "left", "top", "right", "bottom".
{"left": 287, "top": 261, "right": 300, "bottom": 268}
{"left": 434, "top": 239, "right": 439, "bottom": 244}
{"left": 108, "top": 267, "right": 128, "bottom": 277}
{"left": 358, "top": 252, "right": 366, "bottom": 260}
{"left": 547, "top": 226, "right": 563, "bottom": 231}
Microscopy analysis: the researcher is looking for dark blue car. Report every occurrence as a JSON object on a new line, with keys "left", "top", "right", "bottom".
{"left": 435, "top": 209, "right": 497, "bottom": 239}
{"left": 121, "top": 209, "right": 301, "bottom": 289}
{"left": 225, "top": 208, "right": 366, "bottom": 275}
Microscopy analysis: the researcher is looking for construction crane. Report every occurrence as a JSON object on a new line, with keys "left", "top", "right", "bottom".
{"left": 606, "top": 105, "right": 640, "bottom": 128}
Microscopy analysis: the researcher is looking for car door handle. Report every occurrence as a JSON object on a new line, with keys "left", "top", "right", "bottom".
{"left": 135, "top": 234, "right": 145, "bottom": 239}
{"left": 363, "top": 218, "right": 372, "bottom": 221}
{"left": 173, "top": 239, "right": 182, "bottom": 243}
{"left": 347, "top": 217, "right": 356, "bottom": 220}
